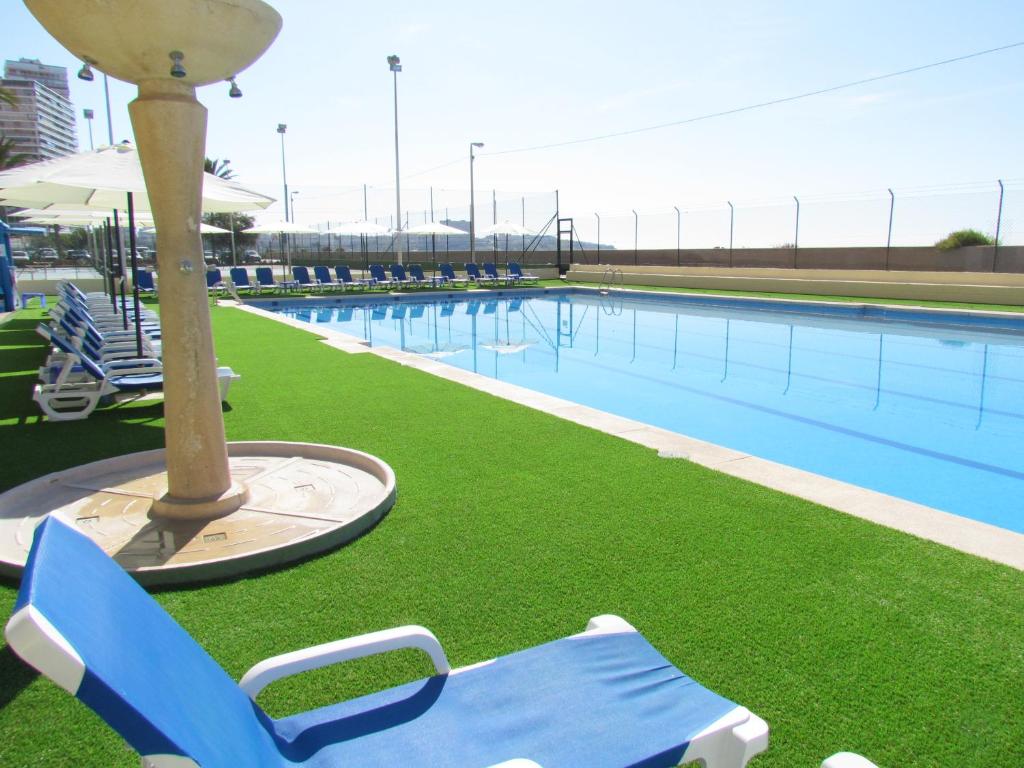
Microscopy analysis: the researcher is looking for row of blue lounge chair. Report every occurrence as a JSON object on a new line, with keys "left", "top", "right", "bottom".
{"left": 135, "top": 262, "right": 540, "bottom": 295}
{"left": 32, "top": 282, "right": 238, "bottom": 421}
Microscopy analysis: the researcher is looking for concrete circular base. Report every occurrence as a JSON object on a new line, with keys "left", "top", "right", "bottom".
{"left": 0, "top": 441, "right": 396, "bottom": 586}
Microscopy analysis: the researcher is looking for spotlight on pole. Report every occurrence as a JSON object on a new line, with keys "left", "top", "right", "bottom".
{"left": 77, "top": 59, "right": 94, "bottom": 81}
{"left": 228, "top": 77, "right": 242, "bottom": 98}
{"left": 169, "top": 51, "right": 186, "bottom": 78}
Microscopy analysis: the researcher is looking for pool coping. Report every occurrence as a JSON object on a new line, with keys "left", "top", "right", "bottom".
{"left": 227, "top": 292, "right": 1024, "bottom": 571}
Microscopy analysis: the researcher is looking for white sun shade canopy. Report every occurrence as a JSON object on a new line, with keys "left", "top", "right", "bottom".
{"left": 404, "top": 222, "right": 468, "bottom": 236}
{"left": 323, "top": 221, "right": 391, "bottom": 236}
{"left": 242, "top": 220, "right": 320, "bottom": 234}
{"left": 0, "top": 144, "right": 275, "bottom": 213}
{"left": 142, "top": 222, "right": 231, "bottom": 234}
{"left": 476, "top": 221, "right": 534, "bottom": 237}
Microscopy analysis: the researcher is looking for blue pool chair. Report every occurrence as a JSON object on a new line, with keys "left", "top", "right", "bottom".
{"left": 6, "top": 517, "right": 770, "bottom": 768}
{"left": 206, "top": 268, "right": 225, "bottom": 294}
{"left": 135, "top": 270, "right": 157, "bottom": 295}
{"left": 313, "top": 265, "right": 341, "bottom": 291}
{"left": 439, "top": 263, "right": 469, "bottom": 287}
{"left": 335, "top": 265, "right": 367, "bottom": 290}
{"left": 483, "top": 262, "right": 516, "bottom": 286}
{"left": 369, "top": 264, "right": 397, "bottom": 290}
{"left": 229, "top": 267, "right": 256, "bottom": 294}
{"left": 409, "top": 263, "right": 443, "bottom": 287}
{"left": 32, "top": 332, "right": 238, "bottom": 421}
{"left": 255, "top": 267, "right": 284, "bottom": 293}
{"left": 464, "top": 262, "right": 492, "bottom": 286}
{"left": 291, "top": 266, "right": 321, "bottom": 292}
{"left": 507, "top": 262, "right": 539, "bottom": 284}
{"left": 389, "top": 264, "right": 416, "bottom": 289}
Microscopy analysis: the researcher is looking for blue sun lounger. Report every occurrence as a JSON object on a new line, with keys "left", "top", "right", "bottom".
{"left": 292, "top": 266, "right": 322, "bottom": 293}
{"left": 439, "top": 263, "right": 469, "bottom": 287}
{"left": 135, "top": 270, "right": 157, "bottom": 295}
{"left": 508, "top": 262, "right": 539, "bottom": 284}
{"left": 369, "top": 264, "right": 397, "bottom": 290}
{"left": 389, "top": 263, "right": 417, "bottom": 289}
{"left": 206, "top": 268, "right": 225, "bottom": 295}
{"left": 335, "top": 265, "right": 369, "bottom": 290}
{"left": 229, "top": 267, "right": 258, "bottom": 294}
{"left": 255, "top": 266, "right": 287, "bottom": 293}
{"left": 6, "top": 517, "right": 770, "bottom": 768}
{"left": 483, "top": 262, "right": 516, "bottom": 286}
{"left": 464, "top": 262, "right": 493, "bottom": 286}
{"left": 313, "top": 265, "right": 342, "bottom": 291}
{"left": 32, "top": 331, "right": 238, "bottom": 421}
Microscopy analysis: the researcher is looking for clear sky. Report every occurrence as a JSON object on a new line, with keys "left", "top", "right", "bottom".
{"left": 6, "top": 0, "right": 1024, "bottom": 248}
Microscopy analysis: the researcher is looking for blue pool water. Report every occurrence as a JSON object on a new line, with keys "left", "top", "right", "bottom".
{"left": 271, "top": 290, "right": 1024, "bottom": 533}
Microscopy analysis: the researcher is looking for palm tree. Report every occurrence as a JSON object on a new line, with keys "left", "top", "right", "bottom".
{"left": 204, "top": 157, "right": 235, "bottom": 180}
{"left": 0, "top": 87, "right": 16, "bottom": 108}
{"left": 0, "top": 136, "right": 29, "bottom": 170}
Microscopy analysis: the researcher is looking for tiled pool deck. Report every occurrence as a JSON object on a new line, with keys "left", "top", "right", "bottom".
{"left": 232, "top": 292, "right": 1024, "bottom": 571}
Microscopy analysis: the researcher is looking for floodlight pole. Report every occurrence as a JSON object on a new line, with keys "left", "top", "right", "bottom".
{"left": 632, "top": 209, "right": 638, "bottom": 265}
{"left": 469, "top": 141, "right": 483, "bottom": 263}
{"left": 388, "top": 55, "right": 403, "bottom": 264}
{"left": 727, "top": 201, "right": 734, "bottom": 267}
{"left": 595, "top": 213, "right": 601, "bottom": 258}
{"left": 277, "top": 123, "right": 289, "bottom": 222}
{"left": 994, "top": 179, "right": 1004, "bottom": 272}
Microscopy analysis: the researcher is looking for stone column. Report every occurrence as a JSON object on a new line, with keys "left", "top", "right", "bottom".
{"left": 130, "top": 79, "right": 246, "bottom": 518}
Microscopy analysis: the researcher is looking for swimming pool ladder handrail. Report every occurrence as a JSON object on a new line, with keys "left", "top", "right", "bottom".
{"left": 598, "top": 268, "right": 623, "bottom": 294}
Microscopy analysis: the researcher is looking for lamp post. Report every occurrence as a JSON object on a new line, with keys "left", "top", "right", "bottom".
{"left": 469, "top": 141, "right": 483, "bottom": 263}
{"left": 290, "top": 190, "right": 299, "bottom": 222}
{"left": 277, "top": 123, "right": 289, "bottom": 221}
{"left": 388, "top": 54, "right": 403, "bottom": 264}
{"left": 82, "top": 108, "right": 95, "bottom": 149}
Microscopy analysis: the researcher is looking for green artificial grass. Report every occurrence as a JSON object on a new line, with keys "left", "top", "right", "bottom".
{"left": 1, "top": 303, "right": 1022, "bottom": 767}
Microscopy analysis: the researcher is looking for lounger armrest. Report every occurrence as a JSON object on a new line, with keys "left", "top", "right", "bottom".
{"left": 821, "top": 754, "right": 879, "bottom": 768}
{"left": 239, "top": 625, "right": 450, "bottom": 699}
{"left": 101, "top": 358, "right": 163, "bottom": 376}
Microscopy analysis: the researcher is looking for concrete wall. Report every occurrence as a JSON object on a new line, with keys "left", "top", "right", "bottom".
{"left": 568, "top": 264, "right": 1024, "bottom": 305}
{"left": 577, "top": 245, "right": 1024, "bottom": 273}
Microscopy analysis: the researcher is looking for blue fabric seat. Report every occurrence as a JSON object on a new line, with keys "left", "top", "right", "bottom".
{"left": 8, "top": 520, "right": 769, "bottom": 768}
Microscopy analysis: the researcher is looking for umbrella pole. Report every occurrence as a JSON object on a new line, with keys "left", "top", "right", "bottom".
{"left": 104, "top": 218, "right": 116, "bottom": 304}
{"left": 112, "top": 209, "right": 129, "bottom": 329}
{"left": 127, "top": 192, "right": 144, "bottom": 357}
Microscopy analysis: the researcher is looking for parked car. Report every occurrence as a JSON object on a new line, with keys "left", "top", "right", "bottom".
{"left": 11, "top": 250, "right": 30, "bottom": 266}
{"left": 37, "top": 247, "right": 59, "bottom": 262}
{"left": 67, "top": 249, "right": 92, "bottom": 264}
{"left": 242, "top": 249, "right": 262, "bottom": 264}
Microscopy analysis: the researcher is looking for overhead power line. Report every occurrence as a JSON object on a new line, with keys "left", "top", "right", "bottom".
{"left": 483, "top": 41, "right": 1024, "bottom": 158}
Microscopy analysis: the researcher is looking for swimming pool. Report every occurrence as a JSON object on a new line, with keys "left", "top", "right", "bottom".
{"left": 270, "top": 289, "right": 1024, "bottom": 533}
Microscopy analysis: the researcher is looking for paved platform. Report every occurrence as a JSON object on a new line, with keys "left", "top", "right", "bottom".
{"left": 0, "top": 441, "right": 396, "bottom": 585}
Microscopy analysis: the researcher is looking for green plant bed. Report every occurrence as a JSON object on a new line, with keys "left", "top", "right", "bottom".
{"left": 0, "top": 304, "right": 1022, "bottom": 767}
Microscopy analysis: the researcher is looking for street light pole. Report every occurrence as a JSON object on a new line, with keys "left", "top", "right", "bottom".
{"left": 469, "top": 141, "right": 484, "bottom": 263}
{"left": 277, "top": 123, "right": 289, "bottom": 222}
{"left": 388, "top": 55, "right": 403, "bottom": 264}
{"left": 83, "top": 108, "right": 95, "bottom": 150}
{"left": 290, "top": 190, "right": 299, "bottom": 223}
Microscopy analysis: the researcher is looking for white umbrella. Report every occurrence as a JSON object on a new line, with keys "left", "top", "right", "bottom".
{"left": 243, "top": 220, "right": 319, "bottom": 234}
{"left": 404, "top": 222, "right": 467, "bottom": 236}
{"left": 476, "top": 220, "right": 534, "bottom": 237}
{"left": 243, "top": 221, "right": 319, "bottom": 277}
{"left": 0, "top": 144, "right": 274, "bottom": 213}
{"left": 323, "top": 221, "right": 390, "bottom": 236}
{"left": 142, "top": 222, "right": 230, "bottom": 234}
